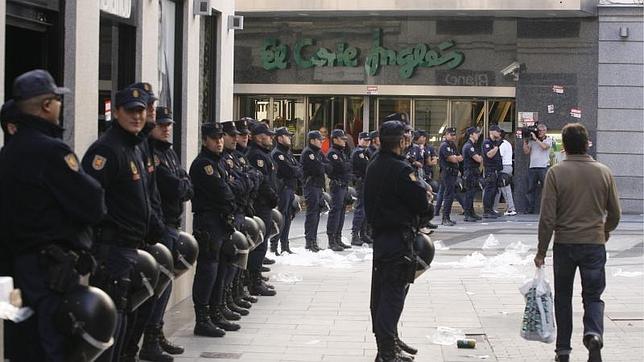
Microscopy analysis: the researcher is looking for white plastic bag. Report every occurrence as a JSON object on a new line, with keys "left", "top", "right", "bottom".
{"left": 519, "top": 267, "right": 556, "bottom": 343}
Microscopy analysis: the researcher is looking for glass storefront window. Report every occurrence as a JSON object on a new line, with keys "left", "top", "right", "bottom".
{"left": 377, "top": 98, "right": 411, "bottom": 125}
{"left": 273, "top": 97, "right": 306, "bottom": 151}
{"left": 346, "top": 97, "right": 364, "bottom": 144}
{"left": 452, "top": 100, "right": 485, "bottom": 149}
{"left": 414, "top": 99, "right": 448, "bottom": 148}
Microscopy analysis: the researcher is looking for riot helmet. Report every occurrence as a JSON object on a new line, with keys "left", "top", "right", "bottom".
{"left": 143, "top": 243, "right": 174, "bottom": 297}
{"left": 413, "top": 233, "right": 435, "bottom": 280}
{"left": 128, "top": 249, "right": 160, "bottom": 312}
{"left": 174, "top": 231, "right": 199, "bottom": 277}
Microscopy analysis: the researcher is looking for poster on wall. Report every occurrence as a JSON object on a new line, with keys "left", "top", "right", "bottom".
{"left": 518, "top": 112, "right": 538, "bottom": 128}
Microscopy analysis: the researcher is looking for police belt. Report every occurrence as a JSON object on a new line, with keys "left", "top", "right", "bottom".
{"left": 94, "top": 227, "right": 143, "bottom": 247}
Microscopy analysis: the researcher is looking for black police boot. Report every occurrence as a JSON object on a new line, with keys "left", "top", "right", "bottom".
{"left": 233, "top": 280, "right": 252, "bottom": 309}
{"left": 270, "top": 241, "right": 279, "bottom": 256}
{"left": 218, "top": 302, "right": 241, "bottom": 321}
{"left": 336, "top": 234, "right": 352, "bottom": 249}
{"left": 305, "top": 239, "right": 317, "bottom": 252}
{"left": 375, "top": 335, "right": 411, "bottom": 362}
{"left": 193, "top": 305, "right": 226, "bottom": 337}
{"left": 426, "top": 221, "right": 438, "bottom": 229}
{"left": 139, "top": 326, "right": 174, "bottom": 362}
{"left": 351, "top": 231, "right": 363, "bottom": 246}
{"left": 328, "top": 234, "right": 344, "bottom": 252}
{"left": 226, "top": 287, "right": 249, "bottom": 316}
{"left": 280, "top": 242, "right": 294, "bottom": 254}
{"left": 584, "top": 334, "right": 603, "bottom": 362}
{"left": 240, "top": 273, "right": 259, "bottom": 303}
{"left": 482, "top": 211, "right": 498, "bottom": 219}
{"left": 395, "top": 333, "right": 418, "bottom": 356}
{"left": 249, "top": 272, "right": 277, "bottom": 296}
{"left": 261, "top": 266, "right": 271, "bottom": 273}
{"left": 361, "top": 227, "right": 374, "bottom": 244}
{"left": 210, "top": 305, "right": 241, "bottom": 331}
{"left": 472, "top": 211, "right": 482, "bottom": 220}
{"left": 312, "top": 239, "right": 323, "bottom": 252}
{"left": 263, "top": 257, "right": 275, "bottom": 265}
{"left": 441, "top": 217, "right": 456, "bottom": 226}
{"left": 464, "top": 210, "right": 478, "bottom": 222}
{"left": 158, "top": 328, "right": 184, "bottom": 355}
{"left": 555, "top": 354, "right": 570, "bottom": 362}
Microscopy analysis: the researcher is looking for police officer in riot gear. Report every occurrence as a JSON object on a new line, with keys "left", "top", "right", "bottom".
{"left": 462, "top": 127, "right": 483, "bottom": 222}
{"left": 366, "top": 130, "right": 380, "bottom": 159}
{"left": 0, "top": 69, "right": 107, "bottom": 362}
{"left": 364, "top": 120, "right": 432, "bottom": 362}
{"left": 482, "top": 125, "right": 503, "bottom": 218}
{"left": 138, "top": 106, "right": 193, "bottom": 358}
{"left": 246, "top": 123, "right": 278, "bottom": 296}
{"left": 350, "top": 131, "right": 372, "bottom": 246}
{"left": 81, "top": 85, "right": 162, "bottom": 362}
{"left": 438, "top": 128, "right": 463, "bottom": 226}
{"left": 301, "top": 131, "right": 329, "bottom": 252}
{"left": 271, "top": 127, "right": 303, "bottom": 254}
{"left": 189, "top": 122, "right": 235, "bottom": 338}
{"left": 326, "top": 129, "right": 352, "bottom": 251}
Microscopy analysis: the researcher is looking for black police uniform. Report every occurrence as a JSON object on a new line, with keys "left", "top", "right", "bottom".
{"left": 300, "top": 132, "right": 329, "bottom": 251}
{"left": 0, "top": 113, "right": 106, "bottom": 361}
{"left": 364, "top": 121, "right": 431, "bottom": 359}
{"left": 81, "top": 89, "right": 159, "bottom": 362}
{"left": 350, "top": 139, "right": 370, "bottom": 245}
{"left": 462, "top": 137, "right": 482, "bottom": 220}
{"left": 270, "top": 129, "right": 302, "bottom": 253}
{"left": 482, "top": 137, "right": 502, "bottom": 215}
{"left": 245, "top": 127, "right": 279, "bottom": 291}
{"left": 438, "top": 135, "right": 460, "bottom": 223}
{"left": 423, "top": 144, "right": 437, "bottom": 181}
{"left": 189, "top": 128, "right": 236, "bottom": 336}
{"left": 326, "top": 136, "right": 352, "bottom": 250}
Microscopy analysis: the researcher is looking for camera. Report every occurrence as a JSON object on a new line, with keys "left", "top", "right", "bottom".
{"left": 500, "top": 61, "right": 521, "bottom": 77}
{"left": 521, "top": 123, "right": 539, "bottom": 140}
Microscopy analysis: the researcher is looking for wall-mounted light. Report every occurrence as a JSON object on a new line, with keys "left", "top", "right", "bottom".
{"left": 619, "top": 26, "right": 629, "bottom": 39}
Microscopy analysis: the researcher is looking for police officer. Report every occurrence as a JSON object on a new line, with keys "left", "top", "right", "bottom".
{"left": 350, "top": 131, "right": 372, "bottom": 246}
{"left": 482, "top": 125, "right": 503, "bottom": 218}
{"left": 0, "top": 69, "right": 106, "bottom": 361}
{"left": 188, "top": 122, "right": 235, "bottom": 338}
{"left": 364, "top": 120, "right": 432, "bottom": 362}
{"left": 300, "top": 130, "right": 328, "bottom": 252}
{"left": 438, "top": 127, "right": 463, "bottom": 226}
{"left": 366, "top": 130, "right": 380, "bottom": 159}
{"left": 271, "top": 127, "right": 302, "bottom": 254}
{"left": 407, "top": 130, "right": 439, "bottom": 229}
{"left": 81, "top": 85, "right": 160, "bottom": 361}
{"left": 246, "top": 123, "right": 278, "bottom": 296}
{"left": 137, "top": 106, "right": 193, "bottom": 359}
{"left": 326, "top": 129, "right": 352, "bottom": 251}
{"left": 462, "top": 127, "right": 483, "bottom": 222}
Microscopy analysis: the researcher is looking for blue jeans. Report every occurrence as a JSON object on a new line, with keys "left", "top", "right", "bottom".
{"left": 526, "top": 167, "right": 548, "bottom": 213}
{"left": 553, "top": 243, "right": 606, "bottom": 356}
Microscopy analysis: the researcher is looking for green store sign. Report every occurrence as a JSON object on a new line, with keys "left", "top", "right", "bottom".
{"left": 260, "top": 29, "right": 465, "bottom": 79}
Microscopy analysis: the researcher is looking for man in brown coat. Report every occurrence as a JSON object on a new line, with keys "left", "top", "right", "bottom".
{"left": 534, "top": 123, "right": 621, "bottom": 362}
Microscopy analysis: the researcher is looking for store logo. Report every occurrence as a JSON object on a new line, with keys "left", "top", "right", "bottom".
{"left": 100, "top": 0, "right": 132, "bottom": 19}
{"left": 260, "top": 28, "right": 465, "bottom": 79}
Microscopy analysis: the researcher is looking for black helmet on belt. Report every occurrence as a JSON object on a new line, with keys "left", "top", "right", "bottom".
{"left": 497, "top": 173, "right": 513, "bottom": 188}
{"left": 174, "top": 231, "right": 199, "bottom": 277}
{"left": 143, "top": 243, "right": 174, "bottom": 297}
{"left": 321, "top": 191, "right": 332, "bottom": 213}
{"left": 291, "top": 194, "right": 303, "bottom": 217}
{"left": 270, "top": 209, "right": 284, "bottom": 239}
{"left": 230, "top": 230, "right": 251, "bottom": 269}
{"left": 428, "top": 179, "right": 440, "bottom": 194}
{"left": 346, "top": 186, "right": 358, "bottom": 206}
{"left": 413, "top": 233, "right": 435, "bottom": 280}
{"left": 242, "top": 216, "right": 261, "bottom": 251}
{"left": 55, "top": 286, "right": 117, "bottom": 362}
{"left": 128, "top": 249, "right": 160, "bottom": 312}
{"left": 252, "top": 216, "right": 266, "bottom": 243}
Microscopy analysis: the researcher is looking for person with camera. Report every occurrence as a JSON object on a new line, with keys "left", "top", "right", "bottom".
{"left": 482, "top": 125, "right": 503, "bottom": 218}
{"left": 493, "top": 130, "right": 517, "bottom": 216}
{"left": 364, "top": 120, "right": 433, "bottom": 361}
{"left": 523, "top": 123, "right": 553, "bottom": 214}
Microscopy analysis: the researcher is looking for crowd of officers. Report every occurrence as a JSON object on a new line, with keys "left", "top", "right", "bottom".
{"left": 0, "top": 68, "right": 514, "bottom": 362}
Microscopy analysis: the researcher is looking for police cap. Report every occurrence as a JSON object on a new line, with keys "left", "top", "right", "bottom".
{"left": 201, "top": 122, "right": 224, "bottom": 138}
{"left": 466, "top": 127, "right": 481, "bottom": 136}
{"left": 115, "top": 87, "right": 147, "bottom": 110}
{"left": 155, "top": 106, "right": 174, "bottom": 125}
{"left": 221, "top": 120, "right": 240, "bottom": 135}
{"left": 330, "top": 129, "right": 347, "bottom": 139}
{"left": 251, "top": 122, "right": 275, "bottom": 136}
{"left": 369, "top": 131, "right": 379, "bottom": 139}
{"left": 489, "top": 125, "right": 502, "bottom": 132}
{"left": 131, "top": 82, "right": 158, "bottom": 104}
{"left": 444, "top": 127, "right": 457, "bottom": 135}
{"left": 275, "top": 127, "right": 294, "bottom": 137}
{"left": 358, "top": 131, "right": 371, "bottom": 140}
{"left": 235, "top": 118, "right": 252, "bottom": 135}
{"left": 13, "top": 69, "right": 70, "bottom": 101}
{"left": 308, "top": 130, "right": 323, "bottom": 140}
{"left": 379, "top": 121, "right": 406, "bottom": 139}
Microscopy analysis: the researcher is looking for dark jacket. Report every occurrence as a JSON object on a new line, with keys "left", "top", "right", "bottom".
{"left": 189, "top": 147, "right": 236, "bottom": 216}
{"left": 326, "top": 144, "right": 351, "bottom": 185}
{"left": 151, "top": 139, "right": 193, "bottom": 227}
{"left": 351, "top": 145, "right": 370, "bottom": 180}
{"left": 300, "top": 143, "right": 329, "bottom": 188}
{"left": 0, "top": 114, "right": 106, "bottom": 254}
{"left": 246, "top": 141, "right": 279, "bottom": 209}
{"left": 271, "top": 142, "right": 302, "bottom": 189}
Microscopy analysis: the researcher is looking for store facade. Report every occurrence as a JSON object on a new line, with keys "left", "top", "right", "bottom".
{"left": 233, "top": 12, "right": 600, "bottom": 212}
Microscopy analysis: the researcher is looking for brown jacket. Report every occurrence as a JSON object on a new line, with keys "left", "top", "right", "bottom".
{"left": 537, "top": 154, "right": 621, "bottom": 257}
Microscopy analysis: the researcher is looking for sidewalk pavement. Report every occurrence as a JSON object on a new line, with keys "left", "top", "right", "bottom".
{"left": 164, "top": 213, "right": 644, "bottom": 362}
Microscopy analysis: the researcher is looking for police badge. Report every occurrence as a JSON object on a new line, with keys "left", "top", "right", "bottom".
{"left": 92, "top": 155, "right": 107, "bottom": 171}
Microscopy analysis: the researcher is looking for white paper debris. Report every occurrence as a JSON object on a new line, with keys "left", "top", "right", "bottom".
{"left": 434, "top": 240, "right": 450, "bottom": 251}
{"left": 482, "top": 234, "right": 500, "bottom": 249}
{"left": 274, "top": 246, "right": 373, "bottom": 269}
{"left": 612, "top": 268, "right": 643, "bottom": 278}
{"left": 429, "top": 326, "right": 466, "bottom": 345}
{"left": 270, "top": 273, "right": 303, "bottom": 284}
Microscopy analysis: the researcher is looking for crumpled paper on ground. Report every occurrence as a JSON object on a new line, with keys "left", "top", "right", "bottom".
{"left": 428, "top": 326, "right": 466, "bottom": 345}
{"left": 275, "top": 245, "right": 373, "bottom": 269}
{"left": 270, "top": 273, "right": 303, "bottom": 284}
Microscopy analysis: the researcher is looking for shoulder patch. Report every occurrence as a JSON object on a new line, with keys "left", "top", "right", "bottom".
{"left": 485, "top": 144, "right": 490, "bottom": 148}
{"left": 154, "top": 155, "right": 161, "bottom": 166}
{"left": 130, "top": 161, "right": 141, "bottom": 181}
{"left": 278, "top": 154, "right": 285, "bottom": 161}
{"left": 64, "top": 153, "right": 80, "bottom": 172}
{"left": 332, "top": 154, "right": 338, "bottom": 160}
{"left": 226, "top": 159, "right": 234, "bottom": 168}
{"left": 204, "top": 165, "right": 214, "bottom": 176}
{"left": 447, "top": 147, "right": 451, "bottom": 152}
{"left": 471, "top": 147, "right": 475, "bottom": 152}
{"left": 359, "top": 153, "right": 365, "bottom": 159}
{"left": 240, "top": 158, "right": 246, "bottom": 165}
{"left": 309, "top": 154, "right": 315, "bottom": 160}
{"left": 257, "top": 159, "right": 265, "bottom": 168}
{"left": 409, "top": 172, "right": 417, "bottom": 182}
{"left": 92, "top": 155, "right": 107, "bottom": 171}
